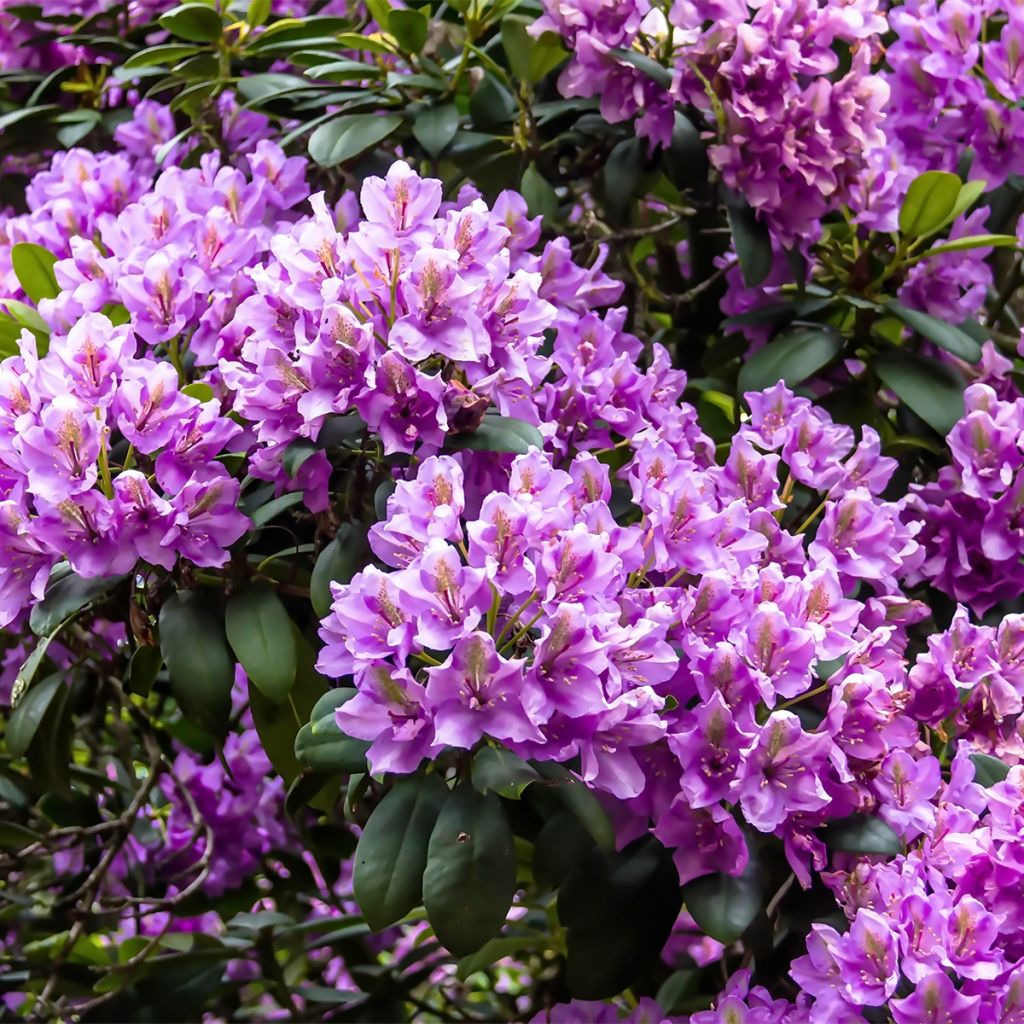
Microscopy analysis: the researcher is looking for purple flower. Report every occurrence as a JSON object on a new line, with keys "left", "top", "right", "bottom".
{"left": 891, "top": 971, "right": 981, "bottom": 1024}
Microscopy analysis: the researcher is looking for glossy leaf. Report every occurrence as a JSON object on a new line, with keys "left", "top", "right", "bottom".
{"left": 899, "top": 171, "right": 963, "bottom": 237}
{"left": 444, "top": 414, "right": 543, "bottom": 455}
{"left": 531, "top": 760, "right": 614, "bottom": 851}
{"left": 423, "top": 785, "right": 517, "bottom": 956}
{"left": 874, "top": 350, "right": 965, "bottom": 435}
{"left": 388, "top": 8, "right": 427, "bottom": 53}
{"left": 413, "top": 104, "right": 459, "bottom": 157}
{"left": 971, "top": 753, "right": 1011, "bottom": 788}
{"left": 11, "top": 243, "right": 59, "bottom": 303}
{"left": 7, "top": 673, "right": 63, "bottom": 758}
{"left": 30, "top": 569, "right": 125, "bottom": 637}
{"left": 471, "top": 746, "right": 539, "bottom": 799}
{"left": 560, "top": 837, "right": 682, "bottom": 999}
{"left": 885, "top": 301, "right": 982, "bottom": 362}
{"left": 158, "top": 3, "right": 224, "bottom": 41}
{"left": 820, "top": 813, "right": 903, "bottom": 856}
{"left": 501, "top": 15, "right": 566, "bottom": 85}
{"left": 354, "top": 774, "right": 447, "bottom": 931}
{"left": 225, "top": 584, "right": 297, "bottom": 703}
{"left": 159, "top": 591, "right": 235, "bottom": 737}
{"left": 725, "top": 193, "right": 772, "bottom": 288}
{"left": 310, "top": 524, "right": 371, "bottom": 619}
{"left": 737, "top": 327, "right": 843, "bottom": 395}
{"left": 308, "top": 113, "right": 403, "bottom": 168}
{"left": 682, "top": 863, "right": 763, "bottom": 945}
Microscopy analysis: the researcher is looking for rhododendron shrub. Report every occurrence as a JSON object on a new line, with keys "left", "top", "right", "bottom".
{"left": 3, "top": 2, "right": 1024, "bottom": 1023}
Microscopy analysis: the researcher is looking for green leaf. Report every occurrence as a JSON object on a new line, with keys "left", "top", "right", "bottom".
{"left": 944, "top": 179, "right": 987, "bottom": 229}
{"left": 560, "top": 837, "right": 682, "bottom": 999}
{"left": 444, "top": 414, "right": 544, "bottom": 455}
{"left": 247, "top": 0, "right": 271, "bottom": 26}
{"left": 0, "top": 821, "right": 42, "bottom": 851}
{"left": 0, "top": 298, "right": 49, "bottom": 348}
{"left": 970, "top": 753, "right": 1011, "bottom": 788}
{"left": 664, "top": 111, "right": 706, "bottom": 190}
{"left": 533, "top": 809, "right": 596, "bottom": 890}
{"left": 531, "top": 760, "right": 615, "bottom": 852}
{"left": 520, "top": 164, "right": 558, "bottom": 222}
{"left": 310, "top": 524, "right": 371, "bottom": 619}
{"left": 725, "top": 192, "right": 772, "bottom": 288}
{"left": 885, "top": 301, "right": 982, "bottom": 362}
{"left": 471, "top": 746, "right": 539, "bottom": 799}
{"left": 246, "top": 490, "right": 303, "bottom": 528}
{"left": 30, "top": 568, "right": 125, "bottom": 637}
{"left": 181, "top": 381, "right": 215, "bottom": 403}
{"left": 125, "top": 645, "right": 163, "bottom": 698}
{"left": 423, "top": 785, "right": 517, "bottom": 956}
{"left": 354, "top": 774, "right": 447, "bottom": 931}
{"left": 413, "top": 104, "right": 459, "bottom": 158}
{"left": 922, "top": 234, "right": 1017, "bottom": 257}
{"left": 225, "top": 584, "right": 297, "bottom": 703}
{"left": 469, "top": 74, "right": 516, "bottom": 131}
{"left": 158, "top": 3, "right": 224, "bottom": 41}
{"left": 682, "top": 863, "right": 762, "bottom": 945}
{"left": 388, "top": 8, "right": 427, "bottom": 53}
{"left": 10, "top": 631, "right": 63, "bottom": 708}
{"left": 501, "top": 15, "right": 567, "bottom": 85}
{"left": 456, "top": 934, "right": 548, "bottom": 981}
{"left": 251, "top": 628, "right": 329, "bottom": 785}
{"left": 899, "top": 171, "right": 963, "bottom": 237}
{"left": 294, "top": 716, "right": 370, "bottom": 774}
{"left": 608, "top": 47, "right": 673, "bottom": 88}
{"left": 11, "top": 243, "right": 59, "bottom": 303}
{"left": 874, "top": 350, "right": 965, "bottom": 435}
{"left": 122, "top": 43, "right": 202, "bottom": 69}
{"left": 737, "top": 327, "right": 843, "bottom": 395}
{"left": 308, "top": 113, "right": 403, "bottom": 168}
{"left": 7, "top": 673, "right": 63, "bottom": 758}
{"left": 159, "top": 591, "right": 235, "bottom": 737}
{"left": 819, "top": 813, "right": 903, "bottom": 856}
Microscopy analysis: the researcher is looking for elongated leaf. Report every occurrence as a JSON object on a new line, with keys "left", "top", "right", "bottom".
{"left": 922, "top": 233, "right": 1017, "bottom": 257}
{"left": 531, "top": 760, "right": 614, "bottom": 851}
{"left": 7, "top": 673, "right": 63, "bottom": 758}
{"left": 609, "top": 47, "right": 673, "bottom": 88}
{"left": 225, "top": 584, "right": 297, "bottom": 703}
{"left": 354, "top": 774, "right": 448, "bottom": 931}
{"left": 501, "top": 15, "right": 566, "bottom": 85}
{"left": 971, "top": 752, "right": 1010, "bottom": 788}
{"left": 682, "top": 863, "right": 762, "bottom": 945}
{"left": 294, "top": 720, "right": 370, "bottom": 774}
{"left": 125, "top": 645, "right": 163, "bottom": 698}
{"left": 308, "top": 113, "right": 403, "bottom": 168}
{"left": 11, "top": 243, "right": 59, "bottom": 303}
{"left": 899, "top": 171, "right": 962, "bottom": 237}
{"left": 310, "top": 524, "right": 371, "bottom": 619}
{"left": 560, "top": 837, "right": 682, "bottom": 999}
{"left": 413, "top": 104, "right": 459, "bottom": 158}
{"left": 423, "top": 786, "right": 517, "bottom": 956}
{"left": 444, "top": 415, "right": 544, "bottom": 455}
{"left": 886, "top": 301, "right": 982, "bottom": 362}
{"left": 30, "top": 569, "right": 125, "bottom": 637}
{"left": 122, "top": 44, "right": 201, "bottom": 69}
{"left": 725, "top": 193, "right": 772, "bottom": 288}
{"left": 737, "top": 327, "right": 843, "bottom": 395}
{"left": 471, "top": 746, "right": 539, "bottom": 799}
{"left": 819, "top": 813, "right": 903, "bottom": 856}
{"left": 0, "top": 821, "right": 42, "bottom": 851}
{"left": 158, "top": 3, "right": 223, "bottom": 41}
{"left": 874, "top": 350, "right": 965, "bottom": 435}
{"left": 159, "top": 591, "right": 234, "bottom": 737}
{"left": 388, "top": 8, "right": 427, "bottom": 53}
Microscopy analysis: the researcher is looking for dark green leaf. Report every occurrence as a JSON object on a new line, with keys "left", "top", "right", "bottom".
{"left": 7, "top": 673, "right": 63, "bottom": 758}
{"left": 0, "top": 821, "right": 42, "bottom": 851}
{"left": 874, "top": 350, "right": 965, "bottom": 435}
{"left": 225, "top": 584, "right": 297, "bottom": 703}
{"left": 501, "top": 15, "right": 567, "bottom": 85}
{"left": 159, "top": 591, "right": 235, "bottom": 737}
{"left": 30, "top": 569, "right": 125, "bottom": 637}
{"left": 10, "top": 632, "right": 62, "bottom": 708}
{"left": 308, "top": 113, "right": 403, "bottom": 168}
{"left": 530, "top": 760, "right": 614, "bottom": 851}
{"left": 560, "top": 837, "right": 682, "bottom": 999}
{"left": 125, "top": 645, "right": 163, "bottom": 698}
{"left": 10, "top": 243, "right": 58, "bottom": 304}
{"left": 471, "top": 746, "right": 539, "bottom": 799}
{"left": 819, "top": 813, "right": 903, "bottom": 856}
{"left": 725, "top": 192, "right": 772, "bottom": 288}
{"left": 898, "top": 171, "right": 962, "bottom": 237}
{"left": 608, "top": 47, "right": 673, "bottom": 88}
{"left": 444, "top": 414, "right": 544, "bottom": 455}
{"left": 354, "top": 774, "right": 448, "bottom": 931}
{"left": 246, "top": 490, "right": 303, "bottom": 527}
{"left": 885, "top": 301, "right": 982, "bottom": 362}
{"left": 664, "top": 111, "right": 706, "bottom": 190}
{"left": 423, "top": 785, "right": 517, "bottom": 956}
{"left": 532, "top": 809, "right": 595, "bottom": 889}
{"left": 682, "top": 863, "right": 762, "bottom": 945}
{"left": 413, "top": 104, "right": 459, "bottom": 158}
{"left": 310, "top": 524, "right": 371, "bottom": 619}
{"left": 388, "top": 8, "right": 427, "bottom": 53}
{"left": 158, "top": 3, "right": 223, "bottom": 41}
{"left": 737, "top": 327, "right": 843, "bottom": 395}
{"left": 469, "top": 74, "right": 515, "bottom": 131}
{"left": 520, "top": 164, "right": 558, "bottom": 222}
{"left": 970, "top": 753, "right": 1010, "bottom": 788}
{"left": 294, "top": 718, "right": 370, "bottom": 774}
